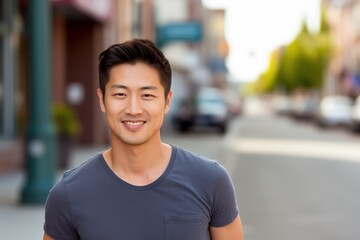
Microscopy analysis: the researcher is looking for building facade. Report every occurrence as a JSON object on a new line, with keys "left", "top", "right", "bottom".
{"left": 0, "top": 0, "right": 22, "bottom": 171}
{"left": 0, "top": 0, "right": 156, "bottom": 171}
{"left": 324, "top": 0, "right": 360, "bottom": 98}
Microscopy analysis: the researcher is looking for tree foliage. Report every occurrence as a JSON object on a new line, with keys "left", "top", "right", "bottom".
{"left": 251, "top": 4, "right": 333, "bottom": 94}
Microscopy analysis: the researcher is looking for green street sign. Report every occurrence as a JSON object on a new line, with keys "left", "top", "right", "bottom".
{"left": 157, "top": 22, "right": 203, "bottom": 47}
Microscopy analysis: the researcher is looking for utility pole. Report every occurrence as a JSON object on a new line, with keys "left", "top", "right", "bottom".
{"left": 21, "top": 0, "right": 56, "bottom": 204}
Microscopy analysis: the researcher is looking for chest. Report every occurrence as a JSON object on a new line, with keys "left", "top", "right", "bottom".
{"left": 70, "top": 181, "right": 212, "bottom": 240}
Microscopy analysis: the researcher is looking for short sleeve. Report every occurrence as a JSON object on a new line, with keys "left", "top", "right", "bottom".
{"left": 209, "top": 162, "right": 239, "bottom": 227}
{"left": 44, "top": 176, "right": 79, "bottom": 240}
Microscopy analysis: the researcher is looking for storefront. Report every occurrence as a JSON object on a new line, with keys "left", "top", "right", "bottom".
{"left": 50, "top": 0, "right": 113, "bottom": 145}
{"left": 0, "top": 0, "right": 114, "bottom": 171}
{"left": 0, "top": 1, "right": 22, "bottom": 170}
{"left": 0, "top": 1, "right": 19, "bottom": 139}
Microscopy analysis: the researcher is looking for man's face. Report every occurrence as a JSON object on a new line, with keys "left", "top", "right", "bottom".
{"left": 97, "top": 62, "right": 172, "bottom": 146}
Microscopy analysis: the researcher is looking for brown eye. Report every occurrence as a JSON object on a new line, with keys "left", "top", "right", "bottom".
{"left": 114, "top": 93, "right": 126, "bottom": 97}
{"left": 142, "top": 94, "right": 155, "bottom": 98}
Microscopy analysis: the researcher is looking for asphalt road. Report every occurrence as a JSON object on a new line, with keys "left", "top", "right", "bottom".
{"left": 163, "top": 109, "right": 360, "bottom": 240}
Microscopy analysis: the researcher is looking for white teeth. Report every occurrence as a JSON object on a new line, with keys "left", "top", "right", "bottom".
{"left": 124, "top": 121, "right": 144, "bottom": 126}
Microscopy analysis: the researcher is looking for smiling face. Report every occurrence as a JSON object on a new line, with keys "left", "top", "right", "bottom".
{"left": 97, "top": 62, "right": 172, "bottom": 146}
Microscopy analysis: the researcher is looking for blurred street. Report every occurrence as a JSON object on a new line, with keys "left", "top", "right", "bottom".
{"left": 2, "top": 99, "right": 359, "bottom": 239}
{"left": 164, "top": 99, "right": 360, "bottom": 240}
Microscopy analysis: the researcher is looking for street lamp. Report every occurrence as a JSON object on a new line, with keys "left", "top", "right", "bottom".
{"left": 21, "top": 0, "right": 56, "bottom": 204}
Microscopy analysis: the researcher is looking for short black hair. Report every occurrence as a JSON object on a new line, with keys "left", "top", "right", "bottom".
{"left": 98, "top": 39, "right": 172, "bottom": 99}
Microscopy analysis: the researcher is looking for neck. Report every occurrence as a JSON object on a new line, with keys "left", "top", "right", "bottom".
{"left": 103, "top": 136, "right": 171, "bottom": 185}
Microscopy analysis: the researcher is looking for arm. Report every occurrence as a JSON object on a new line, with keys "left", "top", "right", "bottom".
{"left": 210, "top": 162, "right": 243, "bottom": 239}
{"left": 43, "top": 175, "right": 78, "bottom": 239}
{"left": 210, "top": 215, "right": 243, "bottom": 240}
{"left": 43, "top": 232, "right": 54, "bottom": 240}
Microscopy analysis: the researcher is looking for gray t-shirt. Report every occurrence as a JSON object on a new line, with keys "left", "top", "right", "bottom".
{"left": 44, "top": 145, "right": 238, "bottom": 240}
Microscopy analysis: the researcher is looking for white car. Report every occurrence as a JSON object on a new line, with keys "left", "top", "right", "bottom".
{"left": 350, "top": 95, "right": 360, "bottom": 132}
{"left": 316, "top": 95, "right": 353, "bottom": 128}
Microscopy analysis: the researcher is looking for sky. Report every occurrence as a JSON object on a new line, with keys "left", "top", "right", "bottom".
{"left": 203, "top": 0, "right": 321, "bottom": 82}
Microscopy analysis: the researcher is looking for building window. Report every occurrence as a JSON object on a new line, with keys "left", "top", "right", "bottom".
{"left": 132, "top": 0, "right": 142, "bottom": 38}
{"left": 0, "top": 1, "right": 16, "bottom": 138}
{"left": 0, "top": 1, "right": 5, "bottom": 136}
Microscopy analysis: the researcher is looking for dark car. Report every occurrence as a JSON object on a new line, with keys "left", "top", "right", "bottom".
{"left": 172, "top": 87, "right": 229, "bottom": 133}
{"left": 350, "top": 95, "right": 360, "bottom": 132}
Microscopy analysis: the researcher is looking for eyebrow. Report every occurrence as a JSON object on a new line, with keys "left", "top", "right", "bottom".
{"left": 110, "top": 84, "right": 127, "bottom": 90}
{"left": 110, "top": 84, "right": 159, "bottom": 91}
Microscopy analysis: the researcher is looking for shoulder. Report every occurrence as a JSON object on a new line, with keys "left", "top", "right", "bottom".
{"left": 171, "top": 144, "right": 229, "bottom": 183}
{"left": 49, "top": 153, "right": 103, "bottom": 196}
{"left": 170, "top": 145, "right": 238, "bottom": 220}
{"left": 63, "top": 153, "right": 103, "bottom": 181}
{"left": 43, "top": 154, "right": 104, "bottom": 239}
{"left": 45, "top": 153, "right": 104, "bottom": 216}
{"left": 172, "top": 144, "right": 219, "bottom": 169}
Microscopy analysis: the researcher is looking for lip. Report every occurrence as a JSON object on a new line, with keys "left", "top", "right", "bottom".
{"left": 122, "top": 120, "right": 146, "bottom": 131}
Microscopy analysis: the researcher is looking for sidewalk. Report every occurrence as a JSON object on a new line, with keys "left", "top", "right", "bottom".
{"left": 0, "top": 145, "right": 106, "bottom": 240}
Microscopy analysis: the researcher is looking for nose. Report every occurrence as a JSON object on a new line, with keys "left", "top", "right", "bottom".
{"left": 125, "top": 96, "right": 143, "bottom": 115}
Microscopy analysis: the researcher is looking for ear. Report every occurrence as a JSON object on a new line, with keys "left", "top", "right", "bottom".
{"left": 164, "top": 90, "right": 172, "bottom": 114}
{"left": 97, "top": 88, "right": 106, "bottom": 113}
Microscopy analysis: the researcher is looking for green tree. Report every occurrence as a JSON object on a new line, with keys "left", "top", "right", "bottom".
{"left": 284, "top": 20, "right": 332, "bottom": 92}
{"left": 252, "top": 4, "right": 333, "bottom": 94}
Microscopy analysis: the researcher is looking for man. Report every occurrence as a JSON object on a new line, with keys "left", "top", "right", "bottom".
{"left": 43, "top": 39, "right": 243, "bottom": 240}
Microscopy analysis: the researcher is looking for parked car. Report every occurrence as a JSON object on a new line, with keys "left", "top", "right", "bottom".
{"left": 350, "top": 95, "right": 360, "bottom": 132}
{"left": 172, "top": 87, "right": 229, "bottom": 133}
{"left": 271, "top": 95, "right": 294, "bottom": 116}
{"left": 291, "top": 92, "right": 319, "bottom": 120}
{"left": 316, "top": 95, "right": 353, "bottom": 128}
{"left": 172, "top": 98, "right": 196, "bottom": 132}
